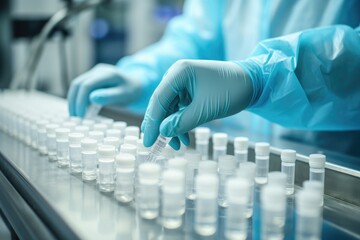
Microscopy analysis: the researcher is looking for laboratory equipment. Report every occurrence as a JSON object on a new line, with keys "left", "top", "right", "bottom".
{"left": 37, "top": 119, "right": 49, "bottom": 154}
{"left": 98, "top": 145, "right": 116, "bottom": 192}
{"left": 261, "top": 185, "right": 286, "bottom": 240}
{"left": 69, "top": 132, "right": 85, "bottom": 174}
{"left": 237, "top": 162, "right": 256, "bottom": 218}
{"left": 119, "top": 144, "right": 137, "bottom": 157}
{"left": 124, "top": 136, "right": 139, "bottom": 146}
{"left": 62, "top": 121, "right": 77, "bottom": 131}
{"left": 55, "top": 128, "right": 71, "bottom": 168}
{"left": 125, "top": 126, "right": 140, "bottom": 138}
{"left": 212, "top": 133, "right": 228, "bottom": 162}
{"left": 281, "top": 149, "right": 297, "bottom": 195}
{"left": 198, "top": 160, "right": 218, "bottom": 175}
{"left": 234, "top": 137, "right": 249, "bottom": 167}
{"left": 106, "top": 129, "right": 122, "bottom": 139}
{"left": 82, "top": 119, "right": 95, "bottom": 130}
{"left": 138, "top": 162, "right": 161, "bottom": 219}
{"left": 103, "top": 137, "right": 120, "bottom": 152}
{"left": 167, "top": 158, "right": 188, "bottom": 174}
{"left": 303, "top": 180, "right": 324, "bottom": 206}
{"left": 145, "top": 135, "right": 169, "bottom": 163}
{"left": 255, "top": 142, "right": 270, "bottom": 184}
{"left": 161, "top": 169, "right": 185, "bottom": 229}
{"left": 93, "top": 123, "right": 107, "bottom": 133}
{"left": 46, "top": 123, "right": 59, "bottom": 162}
{"left": 195, "top": 127, "right": 210, "bottom": 160}
{"left": 100, "top": 118, "right": 114, "bottom": 128}
{"left": 115, "top": 153, "right": 136, "bottom": 203}
{"left": 225, "top": 178, "right": 250, "bottom": 240}
{"left": 85, "top": 104, "right": 102, "bottom": 119}
{"left": 268, "top": 171, "right": 287, "bottom": 188}
{"left": 296, "top": 189, "right": 322, "bottom": 240}
{"left": 309, "top": 154, "right": 326, "bottom": 196}
{"left": 74, "top": 125, "right": 89, "bottom": 137}
{"left": 184, "top": 150, "right": 201, "bottom": 200}
{"left": 195, "top": 174, "right": 219, "bottom": 236}
{"left": 88, "top": 130, "right": 105, "bottom": 145}
{"left": 81, "top": 138, "right": 98, "bottom": 181}
{"left": 218, "top": 155, "right": 237, "bottom": 207}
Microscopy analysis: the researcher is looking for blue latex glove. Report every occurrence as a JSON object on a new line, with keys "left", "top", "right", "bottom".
{"left": 67, "top": 64, "right": 142, "bottom": 117}
{"left": 141, "top": 60, "right": 254, "bottom": 149}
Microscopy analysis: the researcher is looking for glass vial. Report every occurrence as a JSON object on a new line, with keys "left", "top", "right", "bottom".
{"left": 69, "top": 132, "right": 85, "bottom": 174}
{"left": 309, "top": 154, "right": 326, "bottom": 197}
{"left": 98, "top": 145, "right": 116, "bottom": 192}
{"left": 161, "top": 169, "right": 185, "bottom": 229}
{"left": 237, "top": 162, "right": 256, "bottom": 218}
{"left": 234, "top": 137, "right": 249, "bottom": 167}
{"left": 218, "top": 155, "right": 236, "bottom": 207}
{"left": 281, "top": 149, "right": 296, "bottom": 195}
{"left": 81, "top": 138, "right": 98, "bottom": 181}
{"left": 115, "top": 153, "right": 136, "bottom": 203}
{"left": 212, "top": 133, "right": 228, "bottom": 162}
{"left": 55, "top": 128, "right": 70, "bottom": 168}
{"left": 195, "top": 127, "right": 210, "bottom": 160}
{"left": 255, "top": 142, "right": 270, "bottom": 184}
{"left": 46, "top": 123, "right": 59, "bottom": 162}
{"left": 185, "top": 150, "right": 201, "bottom": 200}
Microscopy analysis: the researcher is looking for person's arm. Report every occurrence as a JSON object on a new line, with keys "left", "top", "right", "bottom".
{"left": 238, "top": 24, "right": 360, "bottom": 130}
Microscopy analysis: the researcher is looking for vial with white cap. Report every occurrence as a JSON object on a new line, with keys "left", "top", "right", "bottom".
{"left": 106, "top": 129, "right": 121, "bottom": 139}
{"left": 55, "top": 128, "right": 70, "bottom": 168}
{"left": 184, "top": 150, "right": 201, "bottom": 200}
{"left": 168, "top": 157, "right": 188, "bottom": 175}
{"left": 124, "top": 135, "right": 139, "bottom": 146}
{"left": 98, "top": 145, "right": 116, "bottom": 192}
{"left": 74, "top": 125, "right": 89, "bottom": 137}
{"left": 69, "top": 132, "right": 85, "bottom": 174}
{"left": 37, "top": 119, "right": 49, "bottom": 154}
{"left": 100, "top": 118, "right": 114, "bottom": 128}
{"left": 225, "top": 178, "right": 250, "bottom": 240}
{"left": 255, "top": 142, "right": 270, "bottom": 184}
{"left": 234, "top": 137, "right": 249, "bottom": 167}
{"left": 125, "top": 126, "right": 140, "bottom": 138}
{"left": 82, "top": 119, "right": 95, "bottom": 130}
{"left": 212, "top": 133, "right": 228, "bottom": 162}
{"left": 237, "top": 162, "right": 256, "bottom": 218}
{"left": 88, "top": 130, "right": 104, "bottom": 145}
{"left": 195, "top": 174, "right": 219, "bottom": 236}
{"left": 62, "top": 121, "right": 77, "bottom": 131}
{"left": 261, "top": 185, "right": 286, "bottom": 240}
{"left": 46, "top": 123, "right": 59, "bottom": 161}
{"left": 268, "top": 171, "right": 287, "bottom": 188}
{"left": 138, "top": 162, "right": 161, "bottom": 219}
{"left": 281, "top": 149, "right": 296, "bottom": 195}
{"left": 113, "top": 121, "right": 127, "bottom": 142}
{"left": 161, "top": 169, "right": 185, "bottom": 229}
{"left": 119, "top": 144, "right": 137, "bottom": 157}
{"left": 303, "top": 180, "right": 324, "bottom": 206}
{"left": 93, "top": 123, "right": 107, "bottom": 133}
{"left": 295, "top": 189, "right": 322, "bottom": 240}
{"left": 115, "top": 153, "right": 136, "bottom": 203}
{"left": 195, "top": 127, "right": 210, "bottom": 160}
{"left": 309, "top": 154, "right": 326, "bottom": 196}
{"left": 103, "top": 137, "right": 120, "bottom": 152}
{"left": 198, "top": 160, "right": 218, "bottom": 175}
{"left": 218, "top": 155, "right": 237, "bottom": 207}
{"left": 81, "top": 138, "right": 98, "bottom": 181}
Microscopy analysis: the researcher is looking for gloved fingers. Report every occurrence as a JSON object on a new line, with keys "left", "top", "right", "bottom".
{"left": 178, "top": 132, "right": 190, "bottom": 146}
{"left": 67, "top": 73, "right": 89, "bottom": 116}
{"left": 75, "top": 74, "right": 121, "bottom": 117}
{"left": 90, "top": 86, "right": 136, "bottom": 106}
{"left": 168, "top": 137, "right": 181, "bottom": 150}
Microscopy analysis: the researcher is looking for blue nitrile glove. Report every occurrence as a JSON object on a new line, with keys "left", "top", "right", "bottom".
{"left": 67, "top": 63, "right": 142, "bottom": 117}
{"left": 141, "top": 59, "right": 254, "bottom": 150}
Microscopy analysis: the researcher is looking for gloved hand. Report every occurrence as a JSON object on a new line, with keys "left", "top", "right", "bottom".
{"left": 67, "top": 63, "right": 142, "bottom": 117}
{"left": 141, "top": 59, "right": 254, "bottom": 150}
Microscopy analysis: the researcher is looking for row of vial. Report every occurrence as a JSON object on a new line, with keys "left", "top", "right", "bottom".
{"left": 0, "top": 91, "right": 325, "bottom": 239}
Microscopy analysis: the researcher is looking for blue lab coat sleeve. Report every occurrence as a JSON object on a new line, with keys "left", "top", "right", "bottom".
{"left": 237, "top": 25, "right": 360, "bottom": 130}
{"left": 116, "top": 0, "right": 224, "bottom": 113}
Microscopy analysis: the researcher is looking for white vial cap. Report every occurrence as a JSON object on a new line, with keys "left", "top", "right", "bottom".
{"left": 82, "top": 119, "right": 95, "bottom": 129}
{"left": 234, "top": 137, "right": 249, "bottom": 151}
{"left": 212, "top": 133, "right": 228, "bottom": 147}
{"left": 69, "top": 116, "right": 82, "bottom": 124}
{"left": 196, "top": 174, "right": 219, "bottom": 198}
{"left": 198, "top": 160, "right": 218, "bottom": 175}
{"left": 296, "top": 189, "right": 322, "bottom": 217}
{"left": 218, "top": 155, "right": 236, "bottom": 172}
{"left": 74, "top": 126, "right": 89, "bottom": 135}
{"left": 261, "top": 185, "right": 286, "bottom": 211}
{"left": 106, "top": 129, "right": 121, "bottom": 138}
{"left": 93, "top": 123, "right": 107, "bottom": 132}
{"left": 268, "top": 172, "right": 287, "bottom": 188}
{"left": 125, "top": 126, "right": 140, "bottom": 137}
{"left": 55, "top": 128, "right": 70, "bottom": 140}
{"left": 237, "top": 162, "right": 256, "bottom": 181}
{"left": 88, "top": 130, "right": 104, "bottom": 142}
{"left": 81, "top": 138, "right": 98, "bottom": 150}
{"left": 69, "top": 132, "right": 84, "bottom": 144}
{"left": 139, "top": 163, "right": 161, "bottom": 182}
{"left": 195, "top": 127, "right": 210, "bottom": 141}
{"left": 46, "top": 124, "right": 59, "bottom": 135}
{"left": 37, "top": 119, "right": 49, "bottom": 129}
{"left": 116, "top": 153, "right": 135, "bottom": 168}
{"left": 309, "top": 154, "right": 326, "bottom": 169}
{"left": 162, "top": 169, "right": 185, "bottom": 191}
{"left": 168, "top": 157, "right": 188, "bottom": 173}
{"left": 255, "top": 142, "right": 270, "bottom": 156}
{"left": 120, "top": 144, "right": 137, "bottom": 156}
{"left": 100, "top": 118, "right": 114, "bottom": 128}
{"left": 281, "top": 149, "right": 296, "bottom": 163}
{"left": 103, "top": 137, "right": 120, "bottom": 148}
{"left": 226, "top": 178, "right": 250, "bottom": 204}
{"left": 184, "top": 150, "right": 201, "bottom": 167}
{"left": 98, "top": 145, "right": 116, "bottom": 157}
{"left": 113, "top": 121, "right": 127, "bottom": 130}
{"left": 124, "top": 135, "right": 138, "bottom": 146}
{"left": 62, "top": 121, "right": 77, "bottom": 130}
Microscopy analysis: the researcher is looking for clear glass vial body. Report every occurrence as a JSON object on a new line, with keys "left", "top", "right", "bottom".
{"left": 255, "top": 155, "right": 269, "bottom": 184}
{"left": 213, "top": 147, "right": 226, "bottom": 162}
{"left": 139, "top": 181, "right": 159, "bottom": 219}
{"left": 47, "top": 133, "right": 57, "bottom": 162}
{"left": 57, "top": 139, "right": 69, "bottom": 168}
{"left": 82, "top": 151, "right": 97, "bottom": 181}
{"left": 69, "top": 144, "right": 82, "bottom": 173}
{"left": 282, "top": 162, "right": 295, "bottom": 195}
{"left": 115, "top": 168, "right": 134, "bottom": 203}
{"left": 196, "top": 141, "right": 209, "bottom": 160}
{"left": 98, "top": 158, "right": 115, "bottom": 192}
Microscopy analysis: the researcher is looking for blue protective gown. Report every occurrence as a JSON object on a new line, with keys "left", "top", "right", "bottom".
{"left": 116, "top": 0, "right": 360, "bottom": 155}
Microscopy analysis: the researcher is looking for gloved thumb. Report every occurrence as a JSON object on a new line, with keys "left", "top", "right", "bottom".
{"left": 90, "top": 87, "right": 137, "bottom": 106}
{"left": 159, "top": 104, "right": 202, "bottom": 137}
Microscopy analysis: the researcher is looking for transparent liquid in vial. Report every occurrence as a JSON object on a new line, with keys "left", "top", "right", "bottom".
{"left": 255, "top": 155, "right": 269, "bottom": 184}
